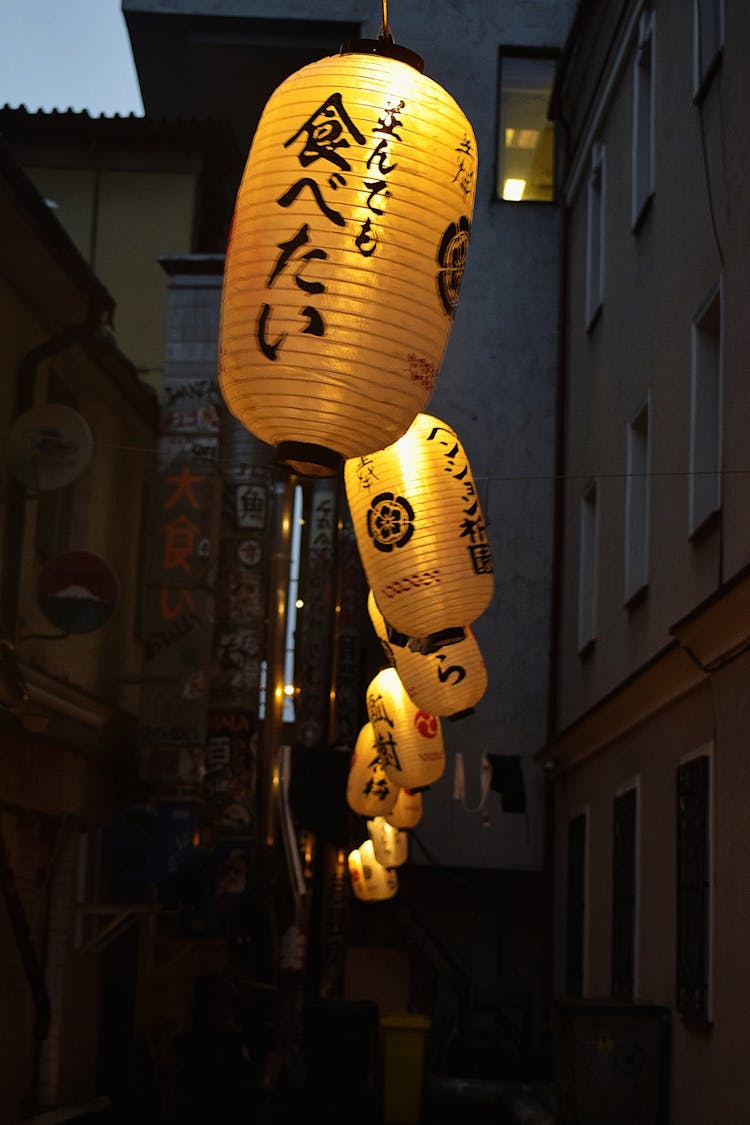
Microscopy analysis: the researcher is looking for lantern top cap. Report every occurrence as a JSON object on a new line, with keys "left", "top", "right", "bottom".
{"left": 340, "top": 37, "right": 425, "bottom": 73}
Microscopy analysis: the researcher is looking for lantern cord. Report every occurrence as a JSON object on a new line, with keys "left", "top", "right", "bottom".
{"left": 378, "top": 0, "right": 394, "bottom": 42}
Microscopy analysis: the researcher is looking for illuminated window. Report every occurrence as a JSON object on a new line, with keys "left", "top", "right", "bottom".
{"left": 497, "top": 49, "right": 557, "bottom": 203}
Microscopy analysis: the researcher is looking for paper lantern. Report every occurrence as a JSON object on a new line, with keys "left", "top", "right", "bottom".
{"left": 366, "top": 667, "right": 444, "bottom": 789}
{"left": 348, "top": 839, "right": 398, "bottom": 902}
{"left": 386, "top": 787, "right": 423, "bottom": 830}
{"left": 347, "top": 721, "right": 399, "bottom": 817}
{"left": 368, "top": 589, "right": 487, "bottom": 716}
{"left": 219, "top": 40, "right": 477, "bottom": 475}
{"left": 367, "top": 816, "right": 409, "bottom": 867}
{"left": 346, "top": 413, "right": 494, "bottom": 634}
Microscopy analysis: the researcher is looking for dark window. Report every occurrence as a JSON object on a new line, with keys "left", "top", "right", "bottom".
{"left": 612, "top": 788, "right": 637, "bottom": 999}
{"left": 566, "top": 812, "right": 586, "bottom": 996}
{"left": 676, "top": 755, "right": 710, "bottom": 1019}
{"left": 496, "top": 49, "right": 557, "bottom": 202}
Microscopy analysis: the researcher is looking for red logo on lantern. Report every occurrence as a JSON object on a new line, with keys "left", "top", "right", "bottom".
{"left": 414, "top": 711, "right": 438, "bottom": 738}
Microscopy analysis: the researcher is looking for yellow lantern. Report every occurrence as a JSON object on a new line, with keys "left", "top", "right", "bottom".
{"left": 367, "top": 816, "right": 409, "bottom": 867}
{"left": 386, "top": 787, "right": 423, "bottom": 829}
{"left": 347, "top": 721, "right": 399, "bottom": 817}
{"left": 345, "top": 413, "right": 494, "bottom": 634}
{"left": 348, "top": 839, "right": 398, "bottom": 902}
{"left": 368, "top": 589, "right": 487, "bottom": 716}
{"left": 219, "top": 40, "right": 477, "bottom": 475}
{"left": 366, "top": 667, "right": 444, "bottom": 789}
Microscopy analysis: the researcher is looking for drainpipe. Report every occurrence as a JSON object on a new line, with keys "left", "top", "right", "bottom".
{"left": 542, "top": 106, "right": 572, "bottom": 1058}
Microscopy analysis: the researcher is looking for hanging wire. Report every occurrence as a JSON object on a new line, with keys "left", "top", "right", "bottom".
{"left": 378, "top": 0, "right": 394, "bottom": 42}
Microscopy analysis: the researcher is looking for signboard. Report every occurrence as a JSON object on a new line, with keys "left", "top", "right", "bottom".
{"left": 37, "top": 550, "right": 119, "bottom": 634}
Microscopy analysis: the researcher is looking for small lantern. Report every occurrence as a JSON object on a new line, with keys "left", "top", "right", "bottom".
{"left": 386, "top": 787, "right": 423, "bottom": 830}
{"left": 368, "top": 590, "right": 487, "bottom": 716}
{"left": 367, "top": 816, "right": 409, "bottom": 867}
{"left": 366, "top": 667, "right": 444, "bottom": 789}
{"left": 219, "top": 41, "right": 477, "bottom": 475}
{"left": 348, "top": 839, "right": 398, "bottom": 902}
{"left": 347, "top": 721, "right": 399, "bottom": 817}
{"left": 345, "top": 414, "right": 494, "bottom": 635}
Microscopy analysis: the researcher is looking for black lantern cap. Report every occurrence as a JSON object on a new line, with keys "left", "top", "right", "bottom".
{"left": 341, "top": 38, "right": 424, "bottom": 73}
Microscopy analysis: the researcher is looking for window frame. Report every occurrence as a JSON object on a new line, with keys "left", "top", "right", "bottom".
{"left": 676, "top": 748, "right": 712, "bottom": 1023}
{"left": 585, "top": 142, "right": 606, "bottom": 329}
{"left": 577, "top": 480, "right": 599, "bottom": 652}
{"left": 693, "top": 0, "right": 724, "bottom": 101}
{"left": 495, "top": 45, "right": 558, "bottom": 205}
{"left": 631, "top": 10, "right": 655, "bottom": 229}
{"left": 611, "top": 781, "right": 640, "bottom": 1000}
{"left": 566, "top": 809, "right": 588, "bottom": 997}
{"left": 624, "top": 392, "right": 651, "bottom": 604}
{"left": 689, "top": 280, "right": 723, "bottom": 537}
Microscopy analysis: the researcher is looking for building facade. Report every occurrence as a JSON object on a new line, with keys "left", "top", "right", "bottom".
{"left": 543, "top": 2, "right": 750, "bottom": 1120}
{"left": 0, "top": 140, "right": 158, "bottom": 1119}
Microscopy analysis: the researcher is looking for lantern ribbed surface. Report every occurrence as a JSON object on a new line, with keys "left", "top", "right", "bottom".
{"left": 348, "top": 839, "right": 398, "bottom": 901}
{"left": 346, "top": 414, "right": 494, "bottom": 635}
{"left": 368, "top": 590, "right": 488, "bottom": 716}
{"left": 366, "top": 667, "right": 444, "bottom": 789}
{"left": 386, "top": 787, "right": 423, "bottom": 829}
{"left": 347, "top": 721, "right": 399, "bottom": 816}
{"left": 367, "top": 816, "right": 409, "bottom": 867}
{"left": 220, "top": 51, "right": 477, "bottom": 468}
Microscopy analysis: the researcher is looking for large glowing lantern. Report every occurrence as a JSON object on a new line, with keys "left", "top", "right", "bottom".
{"left": 368, "top": 590, "right": 487, "bottom": 716}
{"left": 348, "top": 839, "right": 398, "bottom": 902}
{"left": 366, "top": 667, "right": 444, "bottom": 789}
{"left": 347, "top": 721, "right": 399, "bottom": 817}
{"left": 345, "top": 413, "right": 494, "bottom": 634}
{"left": 386, "top": 787, "right": 423, "bottom": 829}
{"left": 219, "top": 41, "right": 477, "bottom": 476}
{"left": 367, "top": 816, "right": 409, "bottom": 867}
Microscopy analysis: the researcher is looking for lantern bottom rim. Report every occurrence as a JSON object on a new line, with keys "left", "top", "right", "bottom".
{"left": 277, "top": 441, "right": 343, "bottom": 478}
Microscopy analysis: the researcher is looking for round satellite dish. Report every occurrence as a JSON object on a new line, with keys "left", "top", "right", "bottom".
{"left": 37, "top": 551, "right": 119, "bottom": 634}
{"left": 7, "top": 405, "right": 93, "bottom": 491}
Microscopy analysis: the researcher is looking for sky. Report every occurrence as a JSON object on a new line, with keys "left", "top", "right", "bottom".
{"left": 1, "top": 0, "right": 144, "bottom": 117}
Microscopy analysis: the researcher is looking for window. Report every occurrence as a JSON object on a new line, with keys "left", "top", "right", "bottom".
{"left": 578, "top": 481, "right": 598, "bottom": 651}
{"left": 676, "top": 752, "right": 711, "bottom": 1020}
{"left": 693, "top": 0, "right": 724, "bottom": 97}
{"left": 625, "top": 396, "right": 650, "bottom": 602}
{"left": 585, "top": 143, "right": 605, "bottom": 327}
{"left": 632, "top": 11, "right": 655, "bottom": 227}
{"left": 496, "top": 49, "right": 556, "bottom": 202}
{"left": 689, "top": 283, "right": 722, "bottom": 535}
{"left": 612, "top": 786, "right": 638, "bottom": 999}
{"left": 566, "top": 812, "right": 587, "bottom": 996}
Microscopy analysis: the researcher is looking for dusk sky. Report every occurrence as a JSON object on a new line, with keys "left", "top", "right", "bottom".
{"left": 1, "top": 0, "right": 144, "bottom": 117}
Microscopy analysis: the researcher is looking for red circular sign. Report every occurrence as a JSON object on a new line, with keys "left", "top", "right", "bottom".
{"left": 37, "top": 551, "right": 119, "bottom": 634}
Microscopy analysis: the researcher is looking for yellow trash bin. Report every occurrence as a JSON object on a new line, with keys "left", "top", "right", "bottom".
{"left": 380, "top": 1013, "right": 431, "bottom": 1124}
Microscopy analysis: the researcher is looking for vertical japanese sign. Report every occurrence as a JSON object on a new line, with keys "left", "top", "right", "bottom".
{"left": 294, "top": 479, "right": 337, "bottom": 748}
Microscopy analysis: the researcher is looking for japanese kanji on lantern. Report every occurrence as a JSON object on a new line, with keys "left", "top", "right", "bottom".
{"left": 367, "top": 816, "right": 409, "bottom": 867}
{"left": 366, "top": 667, "right": 444, "bottom": 789}
{"left": 368, "top": 589, "right": 488, "bottom": 717}
{"left": 219, "top": 38, "right": 477, "bottom": 476}
{"left": 347, "top": 721, "right": 399, "bottom": 817}
{"left": 346, "top": 414, "right": 494, "bottom": 636}
{"left": 386, "top": 786, "right": 423, "bottom": 830}
{"left": 348, "top": 839, "right": 398, "bottom": 902}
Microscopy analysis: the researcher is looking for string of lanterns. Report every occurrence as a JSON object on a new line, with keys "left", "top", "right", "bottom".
{"left": 217, "top": 5, "right": 491, "bottom": 901}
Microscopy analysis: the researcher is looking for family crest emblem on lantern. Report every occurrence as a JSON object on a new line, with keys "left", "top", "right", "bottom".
{"left": 219, "top": 10, "right": 477, "bottom": 476}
